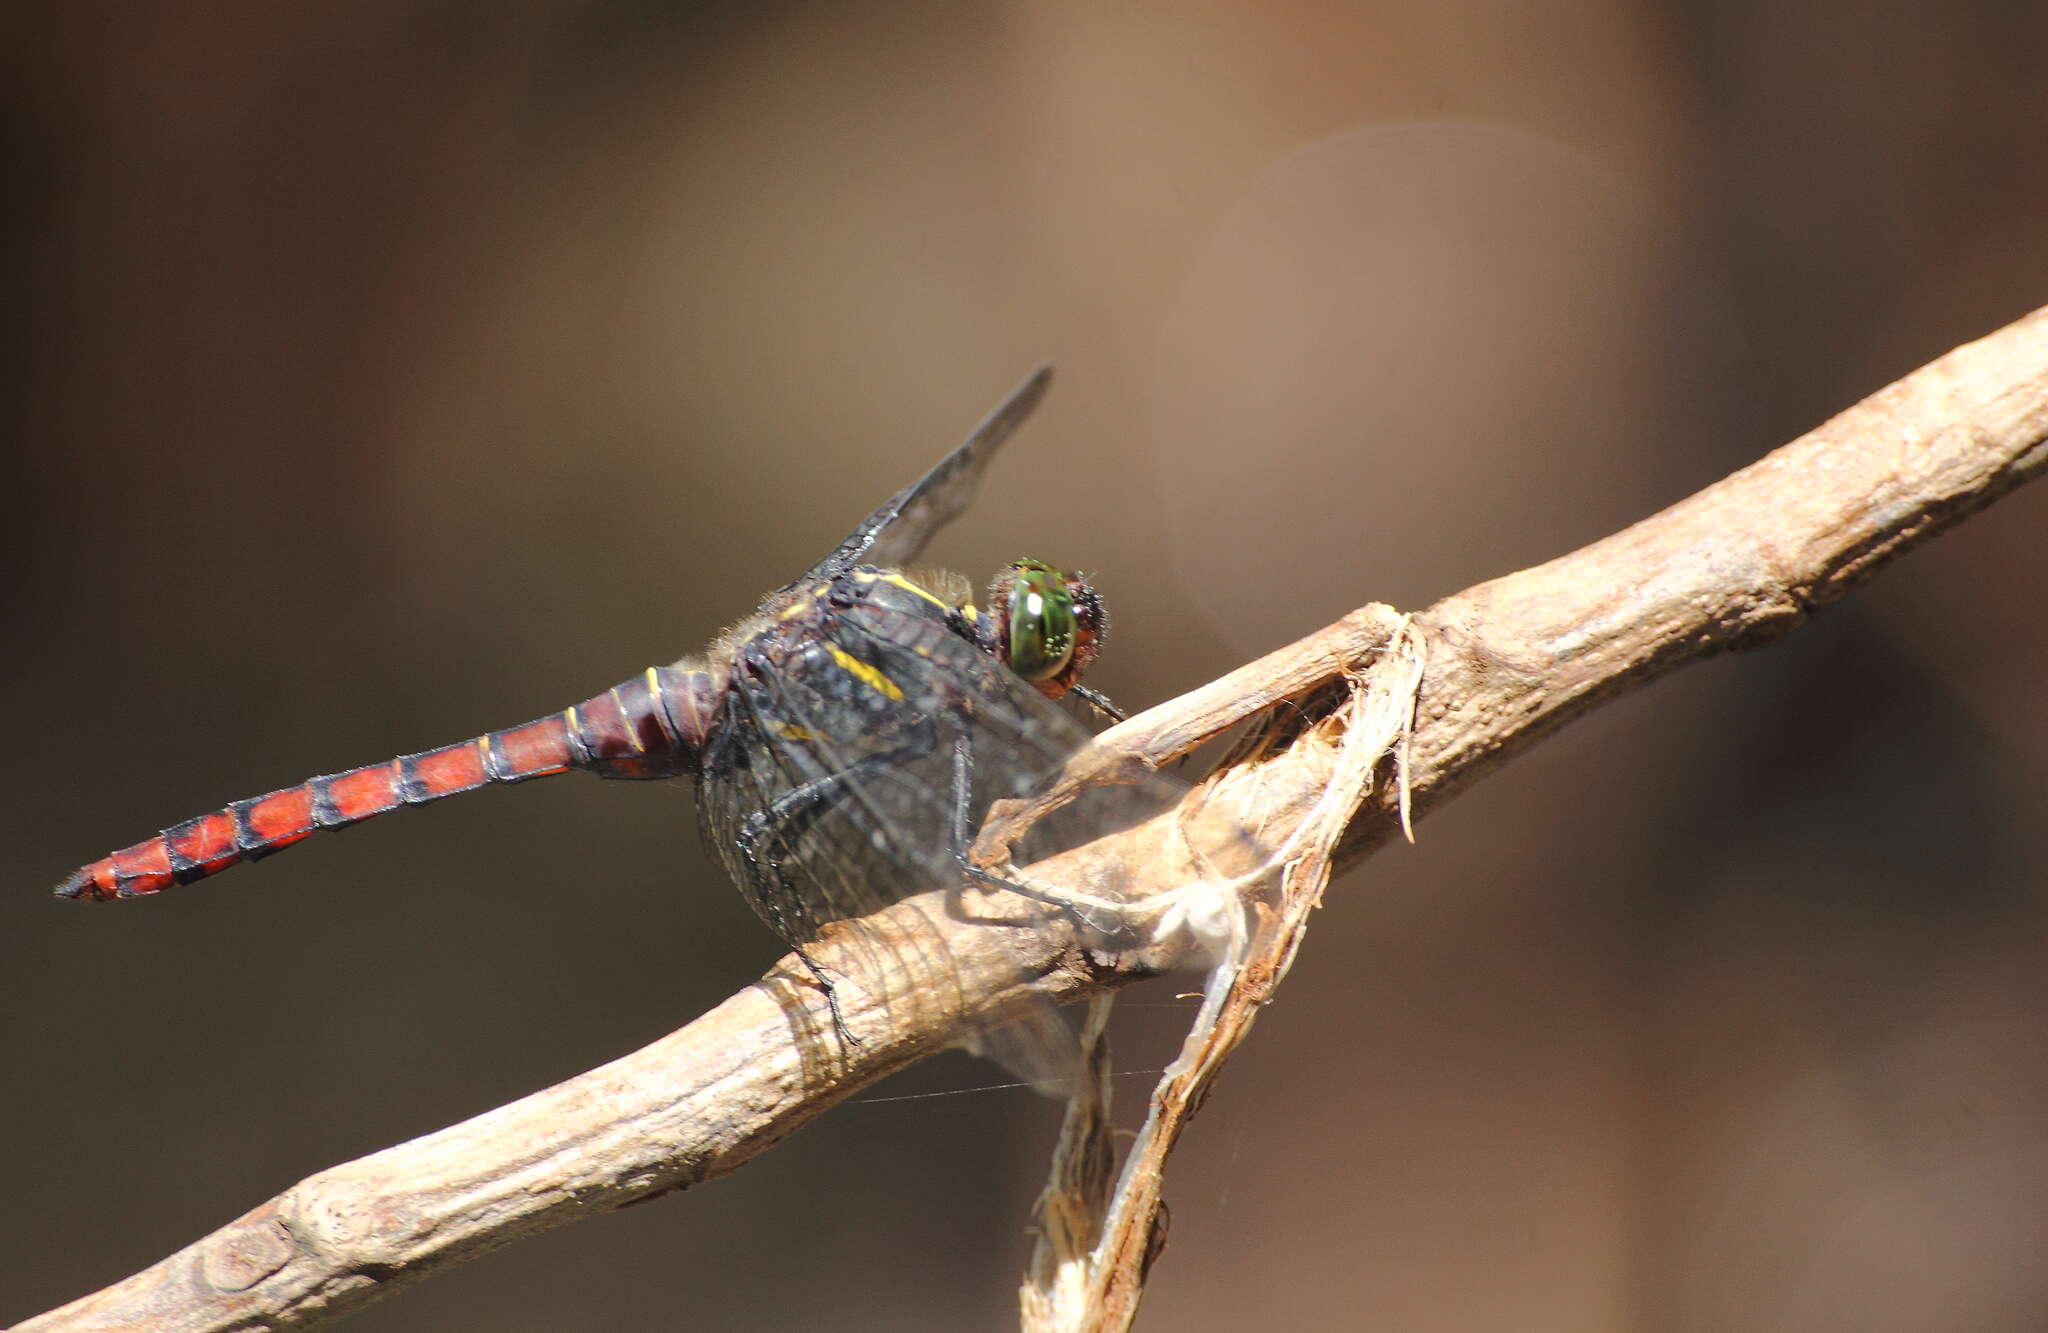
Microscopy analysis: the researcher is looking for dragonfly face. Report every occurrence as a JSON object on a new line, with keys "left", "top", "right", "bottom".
{"left": 53, "top": 367, "right": 1128, "bottom": 1033}
{"left": 989, "top": 558, "right": 1107, "bottom": 694}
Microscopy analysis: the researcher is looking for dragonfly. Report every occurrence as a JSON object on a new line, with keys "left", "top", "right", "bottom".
{"left": 53, "top": 366, "right": 1144, "bottom": 1066}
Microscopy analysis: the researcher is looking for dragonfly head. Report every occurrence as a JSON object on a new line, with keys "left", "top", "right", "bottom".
{"left": 984, "top": 558, "right": 1107, "bottom": 702}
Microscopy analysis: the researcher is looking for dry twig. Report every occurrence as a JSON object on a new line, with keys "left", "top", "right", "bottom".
{"left": 22, "top": 305, "right": 2048, "bottom": 1333}
{"left": 1022, "top": 626, "right": 1430, "bottom": 1333}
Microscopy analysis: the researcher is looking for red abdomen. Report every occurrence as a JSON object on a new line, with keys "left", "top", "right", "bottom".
{"left": 56, "top": 665, "right": 717, "bottom": 901}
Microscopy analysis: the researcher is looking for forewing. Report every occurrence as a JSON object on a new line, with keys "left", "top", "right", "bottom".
{"left": 798, "top": 364, "right": 1053, "bottom": 585}
{"left": 694, "top": 580, "right": 1242, "bottom": 1095}
{"left": 697, "top": 595, "right": 1077, "bottom": 943}
{"left": 699, "top": 577, "right": 1161, "bottom": 939}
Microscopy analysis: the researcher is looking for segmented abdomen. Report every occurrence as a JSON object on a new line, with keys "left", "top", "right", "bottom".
{"left": 55, "top": 665, "right": 717, "bottom": 902}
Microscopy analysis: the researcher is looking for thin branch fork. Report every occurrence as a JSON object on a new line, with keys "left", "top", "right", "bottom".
{"left": 23, "top": 305, "right": 2048, "bottom": 1333}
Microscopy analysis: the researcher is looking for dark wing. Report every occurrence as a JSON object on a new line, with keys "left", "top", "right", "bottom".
{"left": 698, "top": 589, "right": 1083, "bottom": 943}
{"left": 694, "top": 574, "right": 1259, "bottom": 1096}
{"left": 797, "top": 364, "right": 1053, "bottom": 586}
{"left": 698, "top": 581, "right": 1225, "bottom": 951}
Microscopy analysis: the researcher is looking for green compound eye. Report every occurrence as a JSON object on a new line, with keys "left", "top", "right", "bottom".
{"left": 1006, "top": 559, "right": 1078, "bottom": 683}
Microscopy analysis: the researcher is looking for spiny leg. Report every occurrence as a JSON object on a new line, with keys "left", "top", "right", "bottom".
{"left": 789, "top": 942, "right": 858, "bottom": 1051}
{"left": 732, "top": 745, "right": 923, "bottom": 898}
{"left": 945, "top": 732, "right": 1126, "bottom": 933}
{"left": 734, "top": 745, "right": 924, "bottom": 1050}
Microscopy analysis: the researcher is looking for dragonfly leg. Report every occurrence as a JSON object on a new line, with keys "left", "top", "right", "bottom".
{"left": 788, "top": 942, "right": 860, "bottom": 1051}
{"left": 945, "top": 734, "right": 1128, "bottom": 933}
{"left": 734, "top": 746, "right": 923, "bottom": 1051}
{"left": 732, "top": 747, "right": 922, "bottom": 914}
{"left": 1069, "top": 683, "right": 1127, "bottom": 723}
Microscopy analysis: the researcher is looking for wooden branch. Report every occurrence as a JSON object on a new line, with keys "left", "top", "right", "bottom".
{"left": 22, "top": 304, "right": 2048, "bottom": 1333}
{"left": 1367, "top": 305, "right": 2048, "bottom": 854}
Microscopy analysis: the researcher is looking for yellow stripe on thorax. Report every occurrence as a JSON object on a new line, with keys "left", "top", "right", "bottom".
{"left": 827, "top": 644, "right": 905, "bottom": 700}
{"left": 858, "top": 569, "right": 953, "bottom": 610}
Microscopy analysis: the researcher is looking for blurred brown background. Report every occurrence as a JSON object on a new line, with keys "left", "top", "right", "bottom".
{"left": 7, "top": 4, "right": 2048, "bottom": 1329}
